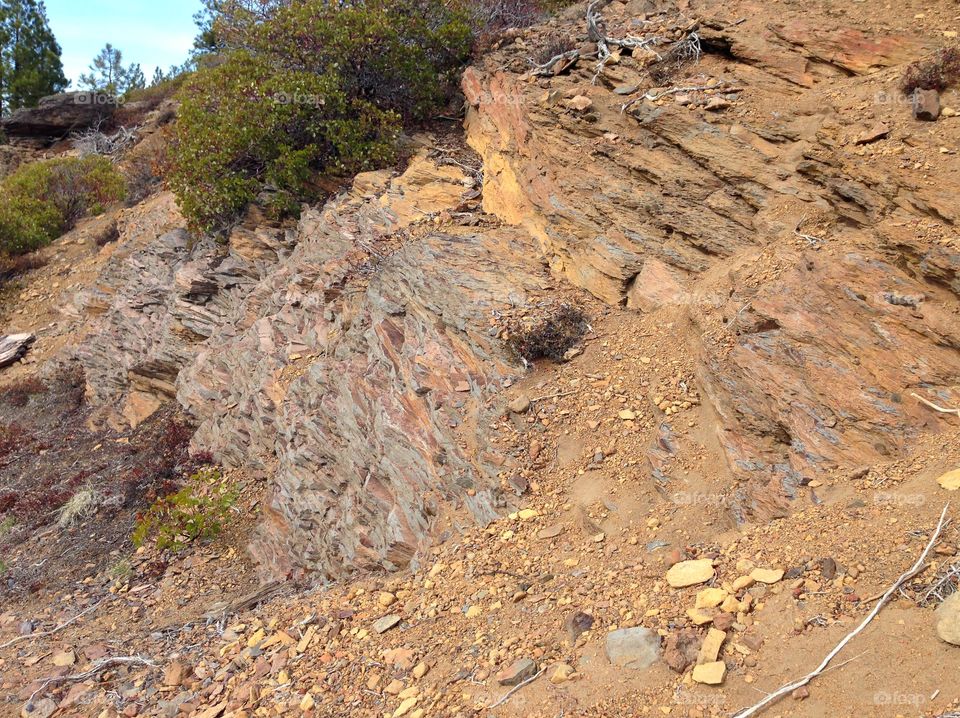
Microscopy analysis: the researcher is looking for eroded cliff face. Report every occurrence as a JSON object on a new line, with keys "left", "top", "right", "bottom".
{"left": 68, "top": 0, "right": 960, "bottom": 578}
{"left": 461, "top": 0, "right": 960, "bottom": 521}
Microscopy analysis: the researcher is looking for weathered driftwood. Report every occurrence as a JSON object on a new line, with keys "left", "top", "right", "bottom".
{"left": 0, "top": 333, "right": 34, "bottom": 368}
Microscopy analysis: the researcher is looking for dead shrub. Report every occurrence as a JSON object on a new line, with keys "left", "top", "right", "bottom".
{"left": 901, "top": 46, "right": 960, "bottom": 93}
{"left": 92, "top": 220, "right": 120, "bottom": 247}
{"left": 504, "top": 303, "right": 589, "bottom": 363}
{"left": 535, "top": 34, "right": 577, "bottom": 65}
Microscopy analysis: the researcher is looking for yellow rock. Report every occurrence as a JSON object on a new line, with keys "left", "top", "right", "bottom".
{"left": 695, "top": 587, "right": 727, "bottom": 609}
{"left": 691, "top": 661, "right": 726, "bottom": 685}
{"left": 299, "top": 694, "right": 315, "bottom": 711}
{"left": 686, "top": 608, "right": 714, "bottom": 625}
{"left": 697, "top": 628, "right": 726, "bottom": 665}
{"left": 379, "top": 592, "right": 397, "bottom": 608}
{"left": 937, "top": 469, "right": 960, "bottom": 491}
{"left": 465, "top": 605, "right": 482, "bottom": 618}
{"left": 398, "top": 687, "right": 418, "bottom": 700}
{"left": 277, "top": 670, "right": 291, "bottom": 685}
{"left": 412, "top": 662, "right": 429, "bottom": 679}
{"left": 720, "top": 596, "right": 740, "bottom": 613}
{"left": 618, "top": 409, "right": 637, "bottom": 420}
{"left": 518, "top": 508, "right": 538, "bottom": 520}
{"left": 52, "top": 650, "right": 75, "bottom": 667}
{"left": 550, "top": 663, "right": 576, "bottom": 684}
{"left": 394, "top": 696, "right": 419, "bottom": 717}
{"left": 750, "top": 567, "right": 784, "bottom": 584}
{"left": 246, "top": 628, "right": 265, "bottom": 647}
{"left": 666, "top": 559, "right": 715, "bottom": 588}
{"left": 732, "top": 575, "right": 755, "bottom": 591}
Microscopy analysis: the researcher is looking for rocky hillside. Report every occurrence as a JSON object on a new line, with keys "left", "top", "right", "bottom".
{"left": 2, "top": 0, "right": 960, "bottom": 716}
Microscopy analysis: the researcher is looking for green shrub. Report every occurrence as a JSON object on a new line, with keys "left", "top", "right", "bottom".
{"left": 0, "top": 156, "right": 126, "bottom": 255}
{"left": 169, "top": 0, "right": 473, "bottom": 233}
{"left": 132, "top": 467, "right": 237, "bottom": 552}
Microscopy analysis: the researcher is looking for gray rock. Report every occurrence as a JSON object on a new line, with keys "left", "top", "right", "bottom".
{"left": 2, "top": 92, "right": 114, "bottom": 145}
{"left": 605, "top": 627, "right": 661, "bottom": 669}
{"left": 913, "top": 89, "right": 941, "bottom": 121}
{"left": 935, "top": 592, "right": 960, "bottom": 646}
{"left": 372, "top": 615, "right": 401, "bottom": 634}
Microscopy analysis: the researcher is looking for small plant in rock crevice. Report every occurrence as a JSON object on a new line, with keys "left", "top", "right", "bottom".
{"left": 132, "top": 467, "right": 238, "bottom": 552}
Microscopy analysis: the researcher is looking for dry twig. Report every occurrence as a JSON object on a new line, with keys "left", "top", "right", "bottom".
{"left": 732, "top": 504, "right": 950, "bottom": 718}
{"left": 487, "top": 667, "right": 546, "bottom": 709}
{"left": 911, "top": 392, "right": 960, "bottom": 418}
{"left": 0, "top": 602, "right": 101, "bottom": 650}
{"left": 29, "top": 656, "right": 156, "bottom": 702}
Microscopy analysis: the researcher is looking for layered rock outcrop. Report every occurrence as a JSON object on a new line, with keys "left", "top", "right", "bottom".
{"left": 68, "top": 0, "right": 960, "bottom": 577}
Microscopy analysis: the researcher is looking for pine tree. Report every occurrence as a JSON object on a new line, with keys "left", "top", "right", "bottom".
{"left": 78, "top": 43, "right": 126, "bottom": 95}
{"left": 0, "top": 0, "right": 68, "bottom": 114}
{"left": 150, "top": 66, "right": 165, "bottom": 86}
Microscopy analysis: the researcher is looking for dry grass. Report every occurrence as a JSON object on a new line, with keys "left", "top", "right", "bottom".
{"left": 56, "top": 487, "right": 102, "bottom": 528}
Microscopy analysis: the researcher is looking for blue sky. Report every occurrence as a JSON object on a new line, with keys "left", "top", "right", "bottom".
{"left": 44, "top": 0, "right": 201, "bottom": 86}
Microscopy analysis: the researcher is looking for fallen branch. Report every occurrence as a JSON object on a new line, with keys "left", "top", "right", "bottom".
{"left": 29, "top": 656, "right": 156, "bottom": 702}
{"left": 487, "top": 667, "right": 545, "bottom": 709}
{"left": 732, "top": 504, "right": 950, "bottom": 718}
{"left": 0, "top": 602, "right": 100, "bottom": 650}
{"left": 911, "top": 392, "right": 960, "bottom": 418}
{"left": 794, "top": 216, "right": 823, "bottom": 246}
{"left": 620, "top": 81, "right": 728, "bottom": 113}
{"left": 860, "top": 561, "right": 931, "bottom": 603}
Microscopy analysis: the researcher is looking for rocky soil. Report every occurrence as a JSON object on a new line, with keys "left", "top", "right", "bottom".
{"left": 3, "top": 0, "right": 960, "bottom": 716}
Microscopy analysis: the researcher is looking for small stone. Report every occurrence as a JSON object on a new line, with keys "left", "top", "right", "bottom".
{"left": 550, "top": 663, "right": 575, "bottom": 684}
{"left": 697, "top": 628, "right": 726, "bottom": 665}
{"left": 52, "top": 650, "right": 76, "bottom": 667}
{"left": 517, "top": 508, "right": 538, "bottom": 520}
{"left": 563, "top": 95, "right": 593, "bottom": 112}
{"left": 21, "top": 699, "right": 56, "bottom": 718}
{"left": 163, "top": 661, "right": 188, "bottom": 687}
{"left": 618, "top": 409, "right": 637, "bottom": 420}
{"left": 695, "top": 587, "right": 727, "bottom": 609}
{"left": 691, "top": 661, "right": 726, "bottom": 685}
{"left": 663, "top": 629, "right": 700, "bottom": 673}
{"left": 378, "top": 592, "right": 397, "bottom": 608}
{"left": 750, "top": 568, "right": 784, "bottom": 584}
{"left": 385, "top": 679, "right": 404, "bottom": 695}
{"left": 792, "top": 686, "right": 810, "bottom": 700}
{"left": 732, "top": 575, "right": 754, "bottom": 591}
{"left": 935, "top": 592, "right": 960, "bottom": 645}
{"left": 913, "top": 89, "right": 941, "bottom": 121}
{"left": 666, "top": 559, "right": 715, "bottom": 588}
{"left": 394, "top": 697, "right": 418, "bottom": 718}
{"left": 854, "top": 122, "right": 890, "bottom": 145}
{"left": 686, "top": 608, "right": 715, "bottom": 626}
{"left": 496, "top": 658, "right": 538, "bottom": 686}
{"left": 604, "top": 627, "right": 660, "bottom": 669}
{"left": 465, "top": 605, "right": 482, "bottom": 619}
{"left": 537, "top": 524, "right": 564, "bottom": 539}
{"left": 937, "top": 469, "right": 960, "bottom": 491}
{"left": 373, "top": 615, "right": 401, "bottom": 634}
{"left": 412, "top": 662, "right": 429, "bottom": 679}
{"left": 564, "top": 611, "right": 595, "bottom": 642}
{"left": 299, "top": 694, "right": 315, "bottom": 711}
{"left": 508, "top": 396, "right": 531, "bottom": 414}
{"left": 704, "top": 97, "right": 730, "bottom": 111}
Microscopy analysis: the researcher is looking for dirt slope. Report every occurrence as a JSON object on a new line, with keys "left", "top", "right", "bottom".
{"left": 3, "top": 0, "right": 960, "bottom": 716}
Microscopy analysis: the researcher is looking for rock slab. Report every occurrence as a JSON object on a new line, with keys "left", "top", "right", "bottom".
{"left": 604, "top": 627, "right": 661, "bottom": 669}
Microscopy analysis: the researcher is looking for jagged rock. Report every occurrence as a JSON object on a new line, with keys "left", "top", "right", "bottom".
{"left": 0, "top": 333, "right": 34, "bottom": 368}
{"left": 604, "top": 627, "right": 660, "bottom": 669}
{"left": 496, "top": 658, "right": 538, "bottom": 685}
{"left": 664, "top": 628, "right": 700, "bottom": 673}
{"left": 913, "top": 89, "right": 941, "bottom": 121}
{"left": 1, "top": 92, "right": 115, "bottom": 145}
